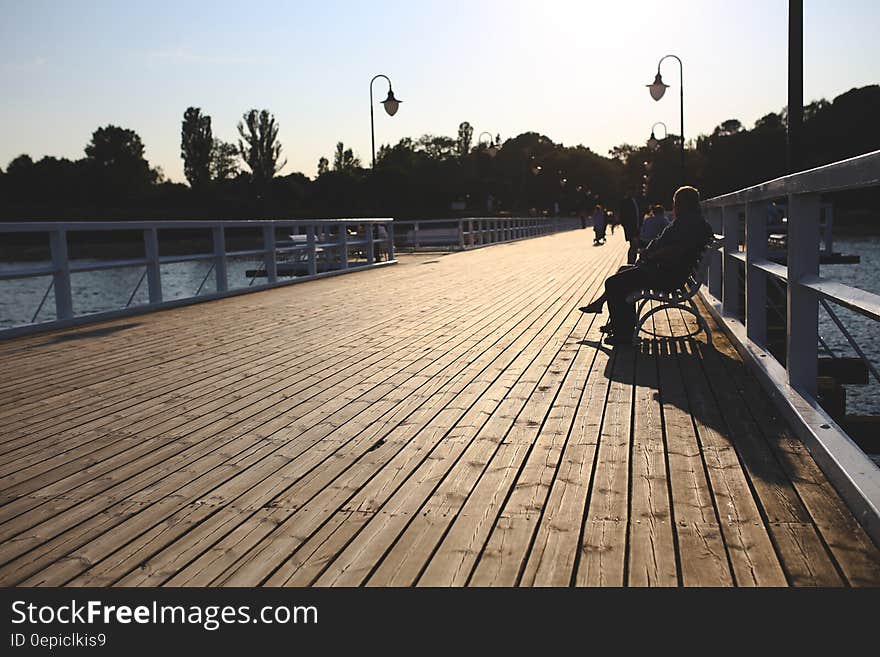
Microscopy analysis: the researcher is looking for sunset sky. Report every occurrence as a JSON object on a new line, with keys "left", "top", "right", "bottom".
{"left": 2, "top": 0, "right": 878, "bottom": 183}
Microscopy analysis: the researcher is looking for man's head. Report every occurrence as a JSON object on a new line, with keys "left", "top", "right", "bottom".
{"left": 652, "top": 204, "right": 666, "bottom": 217}
{"left": 672, "top": 186, "right": 701, "bottom": 219}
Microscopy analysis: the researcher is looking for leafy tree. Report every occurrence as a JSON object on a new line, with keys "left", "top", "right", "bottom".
{"left": 332, "top": 142, "right": 360, "bottom": 172}
{"left": 237, "top": 109, "right": 286, "bottom": 185}
{"left": 84, "top": 125, "right": 157, "bottom": 202}
{"left": 317, "top": 156, "right": 330, "bottom": 176}
{"left": 416, "top": 134, "right": 456, "bottom": 161}
{"left": 754, "top": 112, "right": 784, "bottom": 131}
{"left": 180, "top": 107, "right": 213, "bottom": 188}
{"left": 712, "top": 119, "right": 744, "bottom": 137}
{"left": 210, "top": 139, "right": 240, "bottom": 180}
{"left": 457, "top": 121, "right": 473, "bottom": 159}
{"left": 7, "top": 154, "right": 34, "bottom": 174}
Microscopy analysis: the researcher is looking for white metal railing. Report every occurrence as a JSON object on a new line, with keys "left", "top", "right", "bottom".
{"left": 0, "top": 218, "right": 395, "bottom": 338}
{"left": 700, "top": 149, "right": 880, "bottom": 543}
{"left": 392, "top": 216, "right": 582, "bottom": 251}
{"left": 702, "top": 149, "right": 880, "bottom": 396}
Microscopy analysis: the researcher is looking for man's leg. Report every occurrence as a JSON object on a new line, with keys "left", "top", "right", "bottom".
{"left": 605, "top": 266, "right": 650, "bottom": 338}
{"left": 579, "top": 265, "right": 636, "bottom": 313}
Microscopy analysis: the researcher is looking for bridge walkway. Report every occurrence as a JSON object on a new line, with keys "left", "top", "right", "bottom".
{"left": 0, "top": 229, "right": 877, "bottom": 586}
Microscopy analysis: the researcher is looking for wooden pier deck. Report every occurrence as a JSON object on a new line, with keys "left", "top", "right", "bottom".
{"left": 1, "top": 229, "right": 878, "bottom": 587}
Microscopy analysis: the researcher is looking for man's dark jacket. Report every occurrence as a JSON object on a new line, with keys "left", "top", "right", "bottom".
{"left": 636, "top": 210, "right": 715, "bottom": 290}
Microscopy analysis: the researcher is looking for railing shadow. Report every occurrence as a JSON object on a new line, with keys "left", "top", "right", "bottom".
{"left": 44, "top": 322, "right": 142, "bottom": 345}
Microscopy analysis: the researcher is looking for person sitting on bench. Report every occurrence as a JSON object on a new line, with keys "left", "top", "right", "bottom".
{"left": 578, "top": 185, "right": 714, "bottom": 346}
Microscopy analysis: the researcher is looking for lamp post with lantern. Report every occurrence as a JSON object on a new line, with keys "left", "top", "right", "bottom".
{"left": 647, "top": 55, "right": 684, "bottom": 182}
{"left": 370, "top": 74, "right": 401, "bottom": 168}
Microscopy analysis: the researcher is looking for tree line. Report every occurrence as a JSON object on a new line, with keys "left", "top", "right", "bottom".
{"left": 0, "top": 85, "right": 877, "bottom": 221}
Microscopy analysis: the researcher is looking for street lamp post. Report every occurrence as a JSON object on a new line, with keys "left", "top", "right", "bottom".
{"left": 370, "top": 74, "right": 401, "bottom": 168}
{"left": 647, "top": 121, "right": 668, "bottom": 150}
{"left": 647, "top": 54, "right": 684, "bottom": 183}
{"left": 478, "top": 132, "right": 499, "bottom": 157}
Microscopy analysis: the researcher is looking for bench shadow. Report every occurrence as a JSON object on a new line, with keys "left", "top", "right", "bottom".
{"left": 594, "top": 331, "right": 798, "bottom": 489}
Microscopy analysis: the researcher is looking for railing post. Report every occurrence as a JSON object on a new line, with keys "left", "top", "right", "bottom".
{"left": 365, "top": 222, "right": 375, "bottom": 265}
{"left": 721, "top": 205, "right": 740, "bottom": 318}
{"left": 787, "top": 193, "right": 820, "bottom": 396}
{"left": 144, "top": 227, "right": 163, "bottom": 304}
{"left": 458, "top": 220, "right": 465, "bottom": 250}
{"left": 386, "top": 220, "right": 395, "bottom": 261}
{"left": 706, "top": 207, "right": 722, "bottom": 298}
{"left": 745, "top": 201, "right": 767, "bottom": 346}
{"left": 414, "top": 222, "right": 420, "bottom": 249}
{"left": 821, "top": 202, "right": 834, "bottom": 255}
{"left": 262, "top": 224, "right": 277, "bottom": 284}
{"left": 307, "top": 224, "right": 317, "bottom": 275}
{"left": 468, "top": 219, "right": 474, "bottom": 248}
{"left": 339, "top": 222, "right": 349, "bottom": 268}
{"left": 212, "top": 225, "right": 228, "bottom": 293}
{"left": 49, "top": 229, "right": 73, "bottom": 320}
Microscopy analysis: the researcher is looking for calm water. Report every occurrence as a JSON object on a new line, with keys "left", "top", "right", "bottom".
{"left": 817, "top": 237, "right": 880, "bottom": 417}
{"left": 2, "top": 237, "right": 879, "bottom": 415}
{"left": 0, "top": 256, "right": 260, "bottom": 329}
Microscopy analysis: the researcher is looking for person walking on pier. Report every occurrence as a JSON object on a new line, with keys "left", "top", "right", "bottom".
{"left": 618, "top": 195, "right": 642, "bottom": 264}
{"left": 579, "top": 186, "right": 714, "bottom": 345}
{"left": 591, "top": 205, "right": 607, "bottom": 245}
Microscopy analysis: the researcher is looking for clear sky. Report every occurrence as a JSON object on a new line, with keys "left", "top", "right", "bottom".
{"left": 1, "top": 0, "right": 878, "bottom": 183}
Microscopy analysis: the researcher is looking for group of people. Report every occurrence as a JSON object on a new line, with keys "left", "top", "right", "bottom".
{"left": 579, "top": 185, "right": 715, "bottom": 346}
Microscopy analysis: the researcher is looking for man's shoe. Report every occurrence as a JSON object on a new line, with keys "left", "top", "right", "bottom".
{"left": 599, "top": 323, "right": 613, "bottom": 334}
{"left": 579, "top": 299, "right": 604, "bottom": 314}
{"left": 604, "top": 333, "right": 634, "bottom": 346}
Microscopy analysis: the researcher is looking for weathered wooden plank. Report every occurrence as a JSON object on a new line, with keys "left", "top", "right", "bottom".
{"left": 627, "top": 330, "right": 677, "bottom": 587}
{"left": 573, "top": 345, "right": 634, "bottom": 587}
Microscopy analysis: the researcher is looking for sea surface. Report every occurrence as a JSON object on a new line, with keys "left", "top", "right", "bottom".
{"left": 2, "top": 236, "right": 879, "bottom": 416}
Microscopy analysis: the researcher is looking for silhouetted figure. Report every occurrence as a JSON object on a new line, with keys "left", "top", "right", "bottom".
{"left": 617, "top": 195, "right": 642, "bottom": 263}
{"left": 640, "top": 204, "right": 670, "bottom": 243}
{"left": 591, "top": 205, "right": 606, "bottom": 245}
{"left": 579, "top": 186, "right": 714, "bottom": 345}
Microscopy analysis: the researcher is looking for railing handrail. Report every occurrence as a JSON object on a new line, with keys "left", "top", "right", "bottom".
{"left": 702, "top": 148, "right": 880, "bottom": 207}
{"left": 0, "top": 214, "right": 577, "bottom": 336}
{"left": 0, "top": 217, "right": 397, "bottom": 339}
{"left": 393, "top": 216, "right": 568, "bottom": 224}
{"left": 0, "top": 218, "right": 393, "bottom": 233}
